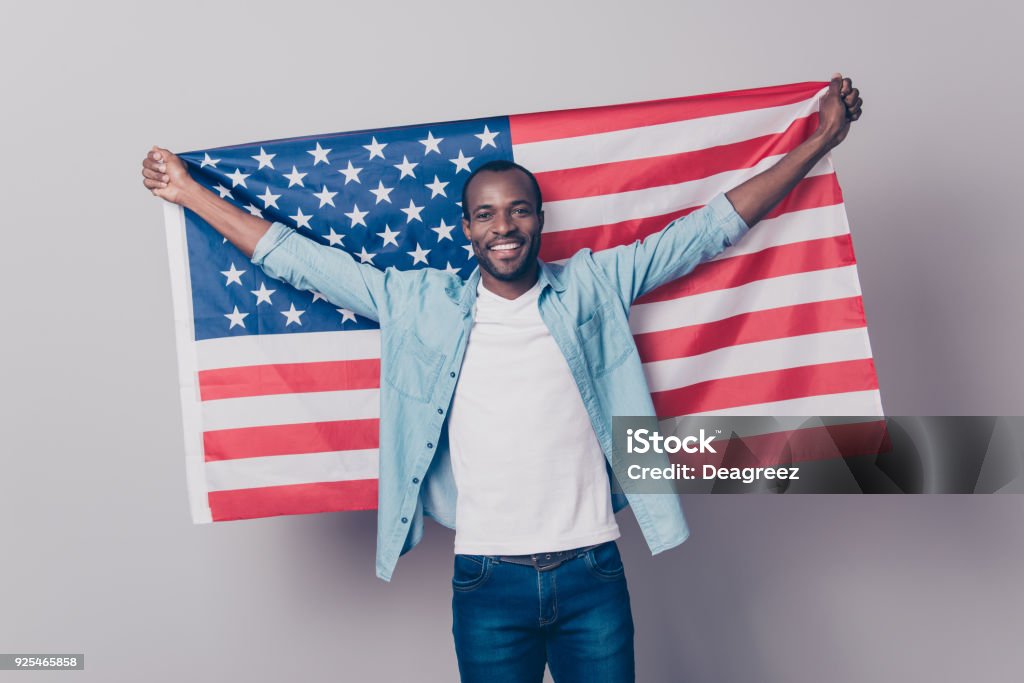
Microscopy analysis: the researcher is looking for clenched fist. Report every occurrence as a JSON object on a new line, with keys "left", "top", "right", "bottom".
{"left": 816, "top": 72, "right": 863, "bottom": 150}
{"left": 141, "top": 146, "right": 197, "bottom": 206}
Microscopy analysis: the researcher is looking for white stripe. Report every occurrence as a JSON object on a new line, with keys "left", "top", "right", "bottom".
{"left": 628, "top": 265, "right": 863, "bottom": 334}
{"left": 709, "top": 203, "right": 850, "bottom": 261}
{"left": 512, "top": 89, "right": 824, "bottom": 173}
{"left": 642, "top": 328, "right": 874, "bottom": 392}
{"left": 196, "top": 328, "right": 381, "bottom": 371}
{"left": 684, "top": 389, "right": 884, "bottom": 417}
{"left": 657, "top": 414, "right": 886, "bottom": 440}
{"left": 205, "top": 449, "right": 380, "bottom": 492}
{"left": 542, "top": 154, "right": 833, "bottom": 233}
{"left": 551, "top": 202, "right": 851, "bottom": 266}
{"left": 163, "top": 202, "right": 212, "bottom": 524}
{"left": 201, "top": 389, "right": 381, "bottom": 432}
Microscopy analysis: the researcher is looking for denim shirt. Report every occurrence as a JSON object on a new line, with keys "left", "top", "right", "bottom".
{"left": 249, "top": 192, "right": 749, "bottom": 581}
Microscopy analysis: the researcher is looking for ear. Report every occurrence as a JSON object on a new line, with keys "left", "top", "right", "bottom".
{"left": 462, "top": 216, "right": 471, "bottom": 241}
{"left": 538, "top": 209, "right": 545, "bottom": 233}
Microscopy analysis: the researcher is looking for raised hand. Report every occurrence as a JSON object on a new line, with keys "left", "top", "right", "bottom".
{"left": 817, "top": 72, "right": 863, "bottom": 150}
{"left": 141, "top": 146, "right": 197, "bottom": 205}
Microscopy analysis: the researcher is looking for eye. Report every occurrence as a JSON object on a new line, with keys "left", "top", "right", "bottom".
{"left": 513, "top": 208, "right": 529, "bottom": 216}
{"left": 475, "top": 211, "right": 492, "bottom": 221}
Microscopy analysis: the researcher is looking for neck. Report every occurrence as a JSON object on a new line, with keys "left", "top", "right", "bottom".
{"left": 480, "top": 260, "right": 540, "bottom": 300}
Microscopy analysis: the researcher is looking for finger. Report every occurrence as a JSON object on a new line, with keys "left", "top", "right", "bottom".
{"left": 142, "top": 167, "right": 170, "bottom": 182}
{"left": 828, "top": 74, "right": 842, "bottom": 98}
{"left": 142, "top": 158, "right": 167, "bottom": 173}
{"left": 150, "top": 147, "right": 166, "bottom": 163}
{"left": 143, "top": 178, "right": 168, "bottom": 190}
{"left": 844, "top": 88, "right": 860, "bottom": 106}
{"left": 840, "top": 78, "right": 853, "bottom": 96}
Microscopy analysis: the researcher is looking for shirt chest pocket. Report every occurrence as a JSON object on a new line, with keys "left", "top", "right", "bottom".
{"left": 382, "top": 328, "right": 446, "bottom": 403}
{"left": 576, "top": 302, "right": 633, "bottom": 378}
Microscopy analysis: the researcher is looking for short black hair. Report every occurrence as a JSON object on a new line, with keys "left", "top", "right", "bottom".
{"left": 461, "top": 160, "right": 543, "bottom": 220}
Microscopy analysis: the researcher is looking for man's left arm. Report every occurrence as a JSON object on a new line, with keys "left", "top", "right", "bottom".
{"left": 592, "top": 74, "right": 862, "bottom": 306}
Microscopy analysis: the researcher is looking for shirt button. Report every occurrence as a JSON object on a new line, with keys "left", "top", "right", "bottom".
{"left": 450, "top": 371, "right": 456, "bottom": 378}
{"left": 427, "top": 442, "right": 433, "bottom": 449}
{"left": 401, "top": 517, "right": 408, "bottom": 524}
{"left": 412, "top": 477, "right": 419, "bottom": 484}
{"left": 437, "top": 408, "right": 443, "bottom": 414}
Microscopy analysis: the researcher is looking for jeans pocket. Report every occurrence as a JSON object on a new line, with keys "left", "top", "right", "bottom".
{"left": 584, "top": 542, "right": 625, "bottom": 581}
{"left": 452, "top": 555, "right": 492, "bottom": 592}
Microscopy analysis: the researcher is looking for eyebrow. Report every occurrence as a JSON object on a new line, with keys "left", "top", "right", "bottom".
{"left": 471, "top": 199, "right": 534, "bottom": 213}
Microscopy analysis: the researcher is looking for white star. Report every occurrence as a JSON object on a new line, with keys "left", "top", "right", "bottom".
{"left": 258, "top": 187, "right": 281, "bottom": 209}
{"left": 290, "top": 207, "right": 312, "bottom": 229}
{"left": 443, "top": 261, "right": 461, "bottom": 275}
{"left": 400, "top": 198, "right": 425, "bottom": 223}
{"left": 224, "top": 306, "right": 249, "bottom": 329}
{"left": 337, "top": 308, "right": 357, "bottom": 324}
{"left": 376, "top": 224, "right": 401, "bottom": 247}
{"left": 307, "top": 142, "right": 331, "bottom": 165}
{"left": 425, "top": 175, "right": 449, "bottom": 198}
{"left": 363, "top": 136, "right": 387, "bottom": 160}
{"left": 213, "top": 184, "right": 233, "bottom": 199}
{"left": 419, "top": 131, "right": 443, "bottom": 155}
{"left": 356, "top": 247, "right": 376, "bottom": 264}
{"left": 463, "top": 243, "right": 476, "bottom": 257}
{"left": 450, "top": 149, "right": 474, "bottom": 173}
{"left": 475, "top": 125, "right": 500, "bottom": 149}
{"left": 407, "top": 243, "right": 431, "bottom": 266}
{"left": 281, "top": 303, "right": 305, "bottom": 326}
{"left": 338, "top": 160, "right": 363, "bottom": 185}
{"left": 313, "top": 184, "right": 338, "bottom": 208}
{"left": 310, "top": 290, "right": 328, "bottom": 303}
{"left": 220, "top": 262, "right": 246, "bottom": 286}
{"left": 226, "top": 168, "right": 250, "bottom": 188}
{"left": 200, "top": 153, "right": 220, "bottom": 168}
{"left": 394, "top": 155, "right": 418, "bottom": 180}
{"left": 431, "top": 219, "right": 456, "bottom": 242}
{"left": 251, "top": 147, "right": 276, "bottom": 170}
{"left": 251, "top": 282, "right": 276, "bottom": 305}
{"left": 324, "top": 226, "right": 345, "bottom": 247}
{"left": 284, "top": 166, "right": 307, "bottom": 187}
{"left": 369, "top": 180, "right": 394, "bottom": 204}
{"left": 245, "top": 203, "right": 264, "bottom": 217}
{"left": 345, "top": 204, "right": 369, "bottom": 228}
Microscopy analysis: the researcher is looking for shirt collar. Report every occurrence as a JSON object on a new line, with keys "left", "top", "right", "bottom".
{"left": 451, "top": 258, "right": 565, "bottom": 313}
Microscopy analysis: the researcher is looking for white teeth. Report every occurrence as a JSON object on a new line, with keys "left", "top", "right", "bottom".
{"left": 490, "top": 242, "right": 521, "bottom": 251}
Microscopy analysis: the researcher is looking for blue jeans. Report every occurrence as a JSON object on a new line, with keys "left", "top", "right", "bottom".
{"left": 451, "top": 541, "right": 635, "bottom": 683}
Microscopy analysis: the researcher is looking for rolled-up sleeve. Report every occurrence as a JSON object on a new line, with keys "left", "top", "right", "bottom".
{"left": 250, "top": 221, "right": 403, "bottom": 323}
{"left": 590, "top": 192, "right": 750, "bottom": 307}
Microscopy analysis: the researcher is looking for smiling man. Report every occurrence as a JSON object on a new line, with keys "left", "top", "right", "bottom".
{"left": 143, "top": 75, "right": 862, "bottom": 682}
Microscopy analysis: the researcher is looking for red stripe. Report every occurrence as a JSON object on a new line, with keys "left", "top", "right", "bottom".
{"left": 209, "top": 479, "right": 379, "bottom": 521}
{"left": 635, "top": 297, "right": 869, "bottom": 362}
{"left": 536, "top": 113, "right": 818, "bottom": 202}
{"left": 510, "top": 81, "right": 826, "bottom": 144}
{"left": 198, "top": 358, "right": 381, "bottom": 401}
{"left": 203, "top": 418, "right": 379, "bottom": 462}
{"left": 539, "top": 173, "right": 842, "bottom": 262}
{"left": 635, "top": 233, "right": 856, "bottom": 305}
{"left": 666, "top": 420, "right": 892, "bottom": 469}
{"left": 651, "top": 359, "right": 880, "bottom": 415}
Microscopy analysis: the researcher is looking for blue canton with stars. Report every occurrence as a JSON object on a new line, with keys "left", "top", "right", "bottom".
{"left": 180, "top": 117, "right": 513, "bottom": 341}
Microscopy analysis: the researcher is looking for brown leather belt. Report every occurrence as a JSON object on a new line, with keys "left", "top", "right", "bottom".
{"left": 492, "top": 542, "right": 605, "bottom": 571}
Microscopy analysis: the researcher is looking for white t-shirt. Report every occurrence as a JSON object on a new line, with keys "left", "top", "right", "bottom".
{"left": 448, "top": 278, "right": 621, "bottom": 555}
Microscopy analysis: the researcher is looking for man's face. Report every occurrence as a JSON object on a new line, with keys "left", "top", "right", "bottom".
{"left": 462, "top": 169, "right": 544, "bottom": 282}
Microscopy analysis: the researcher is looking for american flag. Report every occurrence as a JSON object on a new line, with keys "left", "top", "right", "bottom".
{"left": 162, "top": 80, "right": 882, "bottom": 523}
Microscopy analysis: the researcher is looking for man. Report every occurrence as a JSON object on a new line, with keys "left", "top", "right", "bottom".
{"left": 143, "top": 75, "right": 862, "bottom": 682}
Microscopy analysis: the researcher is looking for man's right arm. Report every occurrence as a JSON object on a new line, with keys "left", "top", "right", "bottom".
{"left": 142, "top": 146, "right": 394, "bottom": 322}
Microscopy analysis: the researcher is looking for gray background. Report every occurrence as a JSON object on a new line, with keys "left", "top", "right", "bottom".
{"left": 2, "top": 0, "right": 1022, "bottom": 681}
